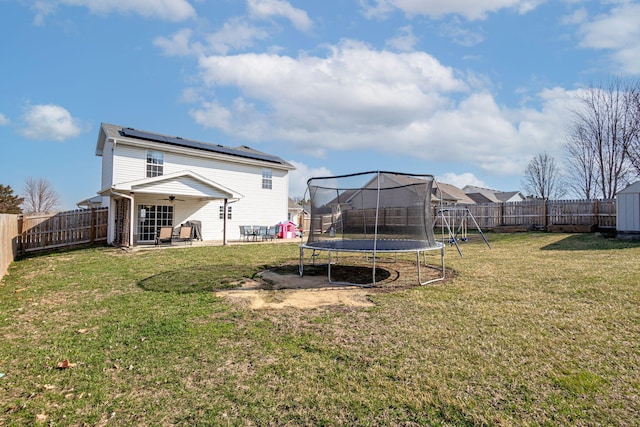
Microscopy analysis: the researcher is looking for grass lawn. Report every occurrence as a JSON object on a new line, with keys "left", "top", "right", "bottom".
{"left": 1, "top": 233, "right": 640, "bottom": 426}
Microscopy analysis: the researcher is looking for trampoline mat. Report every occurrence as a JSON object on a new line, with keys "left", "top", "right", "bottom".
{"left": 302, "top": 239, "right": 442, "bottom": 253}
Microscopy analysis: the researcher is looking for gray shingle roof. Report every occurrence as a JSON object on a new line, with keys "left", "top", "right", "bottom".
{"left": 99, "top": 123, "right": 294, "bottom": 169}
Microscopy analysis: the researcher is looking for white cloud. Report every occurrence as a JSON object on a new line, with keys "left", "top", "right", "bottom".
{"left": 576, "top": 2, "right": 640, "bottom": 74}
{"left": 206, "top": 18, "right": 270, "bottom": 55}
{"left": 20, "top": 104, "right": 83, "bottom": 141}
{"left": 361, "top": 0, "right": 543, "bottom": 21}
{"left": 154, "top": 28, "right": 204, "bottom": 56}
{"left": 155, "top": 19, "right": 271, "bottom": 57}
{"left": 288, "top": 161, "right": 333, "bottom": 198}
{"left": 439, "top": 18, "right": 484, "bottom": 46}
{"left": 190, "top": 41, "right": 579, "bottom": 177}
{"left": 32, "top": 1, "right": 57, "bottom": 26}
{"left": 33, "top": 0, "right": 196, "bottom": 23}
{"left": 247, "top": 0, "right": 313, "bottom": 31}
{"left": 385, "top": 25, "right": 418, "bottom": 52}
{"left": 437, "top": 172, "right": 485, "bottom": 188}
{"left": 0, "top": 113, "right": 9, "bottom": 126}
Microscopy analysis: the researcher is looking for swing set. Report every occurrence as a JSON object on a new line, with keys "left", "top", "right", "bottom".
{"left": 434, "top": 207, "right": 491, "bottom": 256}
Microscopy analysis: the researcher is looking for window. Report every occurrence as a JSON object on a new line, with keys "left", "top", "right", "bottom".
{"left": 262, "top": 168, "right": 272, "bottom": 189}
{"left": 146, "top": 150, "right": 163, "bottom": 177}
{"left": 219, "top": 205, "right": 232, "bottom": 219}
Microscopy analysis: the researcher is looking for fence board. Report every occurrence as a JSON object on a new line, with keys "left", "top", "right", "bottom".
{"left": 0, "top": 214, "right": 19, "bottom": 280}
{"left": 315, "top": 199, "right": 616, "bottom": 234}
{"left": 18, "top": 208, "right": 108, "bottom": 255}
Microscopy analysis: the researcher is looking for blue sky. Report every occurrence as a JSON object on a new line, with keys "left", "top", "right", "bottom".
{"left": 1, "top": 0, "right": 640, "bottom": 209}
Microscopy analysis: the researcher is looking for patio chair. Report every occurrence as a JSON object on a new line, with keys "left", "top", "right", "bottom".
{"left": 175, "top": 226, "right": 193, "bottom": 245}
{"left": 266, "top": 225, "right": 277, "bottom": 241}
{"left": 240, "top": 225, "right": 252, "bottom": 241}
{"left": 252, "top": 226, "right": 261, "bottom": 241}
{"left": 155, "top": 226, "right": 173, "bottom": 246}
{"left": 258, "top": 226, "right": 268, "bottom": 241}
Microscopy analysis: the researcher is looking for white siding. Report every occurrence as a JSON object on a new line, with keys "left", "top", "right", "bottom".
{"left": 113, "top": 144, "right": 147, "bottom": 183}
{"left": 111, "top": 143, "right": 290, "bottom": 241}
{"left": 101, "top": 139, "right": 114, "bottom": 190}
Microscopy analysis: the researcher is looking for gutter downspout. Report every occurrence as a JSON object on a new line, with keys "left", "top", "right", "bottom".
{"left": 110, "top": 189, "right": 135, "bottom": 247}
{"left": 223, "top": 198, "right": 228, "bottom": 246}
{"left": 224, "top": 198, "right": 240, "bottom": 246}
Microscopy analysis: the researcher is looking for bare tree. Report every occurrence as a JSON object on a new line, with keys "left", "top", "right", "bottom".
{"left": 565, "top": 124, "right": 599, "bottom": 199}
{"left": 624, "top": 80, "right": 640, "bottom": 175}
{"left": 565, "top": 78, "right": 638, "bottom": 199}
{"left": 22, "top": 177, "right": 61, "bottom": 214}
{"left": 522, "top": 152, "right": 567, "bottom": 199}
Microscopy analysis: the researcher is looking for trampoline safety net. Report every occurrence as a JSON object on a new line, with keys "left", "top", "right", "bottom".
{"left": 300, "top": 170, "right": 444, "bottom": 286}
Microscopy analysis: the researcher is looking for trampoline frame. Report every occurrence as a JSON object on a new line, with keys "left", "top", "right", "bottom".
{"left": 299, "top": 239, "right": 445, "bottom": 287}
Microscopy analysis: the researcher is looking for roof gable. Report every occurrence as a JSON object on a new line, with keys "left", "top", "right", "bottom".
{"left": 105, "top": 170, "right": 243, "bottom": 200}
{"left": 435, "top": 182, "right": 476, "bottom": 204}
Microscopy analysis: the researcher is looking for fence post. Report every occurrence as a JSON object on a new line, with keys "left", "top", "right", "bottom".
{"left": 90, "top": 208, "right": 96, "bottom": 244}
{"left": 499, "top": 203, "right": 504, "bottom": 226}
{"left": 542, "top": 199, "right": 548, "bottom": 229}
{"left": 17, "top": 214, "right": 24, "bottom": 257}
{"left": 593, "top": 200, "right": 599, "bottom": 228}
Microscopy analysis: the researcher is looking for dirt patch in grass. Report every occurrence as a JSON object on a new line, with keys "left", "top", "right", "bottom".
{"left": 216, "top": 260, "right": 453, "bottom": 310}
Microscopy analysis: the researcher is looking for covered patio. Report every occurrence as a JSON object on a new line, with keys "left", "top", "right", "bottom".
{"left": 100, "top": 170, "right": 243, "bottom": 247}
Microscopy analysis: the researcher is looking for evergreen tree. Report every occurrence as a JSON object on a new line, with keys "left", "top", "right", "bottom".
{"left": 0, "top": 184, "right": 24, "bottom": 214}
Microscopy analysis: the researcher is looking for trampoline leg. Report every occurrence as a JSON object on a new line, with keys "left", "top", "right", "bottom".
{"left": 299, "top": 245, "right": 304, "bottom": 276}
{"left": 418, "top": 247, "right": 446, "bottom": 285}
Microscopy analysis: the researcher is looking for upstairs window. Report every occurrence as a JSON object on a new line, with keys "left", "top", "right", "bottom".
{"left": 146, "top": 150, "right": 164, "bottom": 177}
{"left": 262, "top": 168, "right": 272, "bottom": 190}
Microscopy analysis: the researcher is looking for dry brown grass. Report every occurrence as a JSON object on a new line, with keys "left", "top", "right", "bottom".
{"left": 1, "top": 233, "right": 639, "bottom": 425}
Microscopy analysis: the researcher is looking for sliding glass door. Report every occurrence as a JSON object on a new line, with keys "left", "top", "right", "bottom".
{"left": 137, "top": 205, "right": 173, "bottom": 242}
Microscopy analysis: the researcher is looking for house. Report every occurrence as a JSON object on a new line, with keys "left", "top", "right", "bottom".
{"left": 463, "top": 185, "right": 525, "bottom": 203}
{"left": 319, "top": 173, "right": 476, "bottom": 210}
{"left": 288, "top": 198, "right": 309, "bottom": 230}
{"left": 82, "top": 123, "right": 294, "bottom": 246}
{"left": 434, "top": 182, "right": 476, "bottom": 205}
{"left": 319, "top": 172, "right": 436, "bottom": 211}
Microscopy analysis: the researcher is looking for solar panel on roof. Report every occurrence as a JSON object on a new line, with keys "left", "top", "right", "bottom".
{"left": 120, "top": 127, "right": 282, "bottom": 164}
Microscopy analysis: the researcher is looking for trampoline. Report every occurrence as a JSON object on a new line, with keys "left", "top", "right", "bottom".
{"left": 299, "top": 171, "right": 445, "bottom": 286}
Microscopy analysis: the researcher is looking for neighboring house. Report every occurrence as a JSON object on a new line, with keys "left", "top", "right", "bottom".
{"left": 320, "top": 173, "right": 476, "bottom": 209}
{"left": 434, "top": 182, "right": 476, "bottom": 205}
{"left": 321, "top": 172, "right": 435, "bottom": 210}
{"left": 80, "top": 123, "right": 294, "bottom": 246}
{"left": 288, "top": 198, "right": 308, "bottom": 229}
{"left": 463, "top": 185, "right": 526, "bottom": 203}
{"left": 316, "top": 172, "right": 450, "bottom": 213}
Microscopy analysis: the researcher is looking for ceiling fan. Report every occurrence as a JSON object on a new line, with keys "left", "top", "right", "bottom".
{"left": 158, "top": 195, "right": 185, "bottom": 202}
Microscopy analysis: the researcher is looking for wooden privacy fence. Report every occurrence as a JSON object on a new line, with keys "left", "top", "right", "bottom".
{"left": 18, "top": 208, "right": 109, "bottom": 255}
{"left": 460, "top": 199, "right": 616, "bottom": 230}
{"left": 311, "top": 199, "right": 616, "bottom": 234}
{"left": 0, "top": 214, "right": 19, "bottom": 279}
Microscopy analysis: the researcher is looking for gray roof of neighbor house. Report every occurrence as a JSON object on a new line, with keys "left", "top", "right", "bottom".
{"left": 288, "top": 198, "right": 307, "bottom": 212}
{"left": 463, "top": 185, "right": 524, "bottom": 203}
{"left": 466, "top": 193, "right": 494, "bottom": 204}
{"left": 96, "top": 123, "right": 295, "bottom": 169}
{"left": 495, "top": 191, "right": 523, "bottom": 202}
{"left": 434, "top": 182, "right": 476, "bottom": 204}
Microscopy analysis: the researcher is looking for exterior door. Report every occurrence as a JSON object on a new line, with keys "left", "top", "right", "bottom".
{"left": 138, "top": 205, "right": 173, "bottom": 242}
